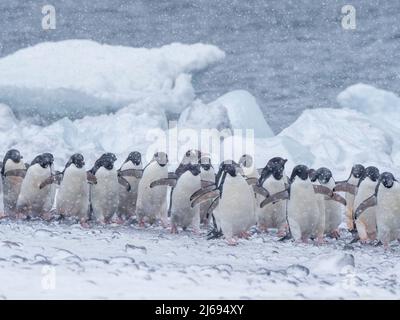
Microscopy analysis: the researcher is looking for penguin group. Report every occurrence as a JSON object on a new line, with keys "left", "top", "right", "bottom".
{"left": 1, "top": 148, "right": 400, "bottom": 248}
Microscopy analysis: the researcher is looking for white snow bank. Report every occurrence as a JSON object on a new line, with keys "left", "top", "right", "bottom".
{"left": 0, "top": 40, "right": 225, "bottom": 120}
{"left": 338, "top": 83, "right": 400, "bottom": 166}
{"left": 178, "top": 90, "right": 274, "bottom": 138}
{"left": 277, "top": 108, "right": 394, "bottom": 176}
{"left": 210, "top": 90, "right": 274, "bottom": 138}
{"left": 0, "top": 103, "right": 167, "bottom": 168}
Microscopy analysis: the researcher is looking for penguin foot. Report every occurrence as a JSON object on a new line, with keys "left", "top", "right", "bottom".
{"left": 41, "top": 212, "right": 53, "bottom": 221}
{"left": 170, "top": 224, "right": 178, "bottom": 234}
{"left": 0, "top": 212, "right": 7, "bottom": 220}
{"left": 115, "top": 217, "right": 125, "bottom": 225}
{"left": 316, "top": 236, "right": 326, "bottom": 245}
{"left": 239, "top": 231, "right": 251, "bottom": 239}
{"left": 80, "top": 220, "right": 90, "bottom": 228}
{"left": 257, "top": 224, "right": 268, "bottom": 233}
{"left": 277, "top": 229, "right": 287, "bottom": 237}
{"left": 330, "top": 230, "right": 340, "bottom": 239}
{"left": 226, "top": 238, "right": 238, "bottom": 246}
{"left": 138, "top": 219, "right": 145, "bottom": 228}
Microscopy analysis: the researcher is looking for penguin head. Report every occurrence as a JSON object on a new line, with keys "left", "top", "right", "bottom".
{"left": 351, "top": 164, "right": 365, "bottom": 179}
{"left": 379, "top": 172, "right": 396, "bottom": 189}
{"left": 68, "top": 153, "right": 85, "bottom": 169}
{"left": 182, "top": 149, "right": 201, "bottom": 165}
{"left": 126, "top": 151, "right": 142, "bottom": 166}
{"left": 239, "top": 154, "right": 253, "bottom": 168}
{"left": 33, "top": 153, "right": 54, "bottom": 169}
{"left": 200, "top": 156, "right": 212, "bottom": 171}
{"left": 154, "top": 152, "right": 168, "bottom": 167}
{"left": 290, "top": 165, "right": 309, "bottom": 182}
{"left": 100, "top": 152, "right": 117, "bottom": 163}
{"left": 268, "top": 157, "right": 287, "bottom": 180}
{"left": 364, "top": 166, "right": 380, "bottom": 182}
{"left": 316, "top": 167, "right": 332, "bottom": 185}
{"left": 188, "top": 163, "right": 201, "bottom": 176}
{"left": 99, "top": 154, "right": 117, "bottom": 170}
{"left": 5, "top": 149, "right": 23, "bottom": 163}
{"left": 258, "top": 157, "right": 287, "bottom": 185}
{"left": 309, "top": 169, "right": 317, "bottom": 182}
{"left": 93, "top": 153, "right": 117, "bottom": 171}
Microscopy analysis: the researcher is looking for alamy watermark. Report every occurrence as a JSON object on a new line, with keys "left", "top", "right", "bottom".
{"left": 42, "top": 5, "right": 56, "bottom": 30}
{"left": 341, "top": 5, "right": 356, "bottom": 30}
{"left": 144, "top": 121, "right": 255, "bottom": 166}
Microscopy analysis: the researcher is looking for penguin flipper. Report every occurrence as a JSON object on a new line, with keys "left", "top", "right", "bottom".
{"left": 191, "top": 190, "right": 220, "bottom": 208}
{"left": 190, "top": 185, "right": 216, "bottom": 202}
{"left": 252, "top": 185, "right": 270, "bottom": 198}
{"left": 330, "top": 193, "right": 347, "bottom": 206}
{"left": 334, "top": 182, "right": 357, "bottom": 195}
{"left": 260, "top": 189, "right": 289, "bottom": 208}
{"left": 118, "top": 176, "right": 131, "bottom": 192}
{"left": 354, "top": 195, "right": 377, "bottom": 219}
{"left": 278, "top": 232, "right": 292, "bottom": 241}
{"left": 201, "top": 180, "right": 215, "bottom": 188}
{"left": 118, "top": 169, "right": 143, "bottom": 179}
{"left": 4, "top": 169, "right": 27, "bottom": 178}
{"left": 149, "top": 178, "right": 177, "bottom": 188}
{"left": 39, "top": 173, "right": 62, "bottom": 189}
{"left": 86, "top": 172, "right": 97, "bottom": 184}
{"left": 246, "top": 177, "right": 258, "bottom": 185}
{"left": 313, "top": 184, "right": 333, "bottom": 197}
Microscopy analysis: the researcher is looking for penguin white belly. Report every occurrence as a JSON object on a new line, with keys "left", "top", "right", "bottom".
{"left": 287, "top": 180, "right": 321, "bottom": 240}
{"left": 354, "top": 179, "right": 377, "bottom": 239}
{"left": 171, "top": 171, "right": 201, "bottom": 230}
{"left": 118, "top": 162, "right": 142, "bottom": 218}
{"left": 214, "top": 176, "right": 256, "bottom": 238}
{"left": 56, "top": 167, "right": 89, "bottom": 220}
{"left": 321, "top": 179, "right": 341, "bottom": 234}
{"left": 17, "top": 165, "right": 53, "bottom": 216}
{"left": 136, "top": 163, "right": 168, "bottom": 223}
{"left": 256, "top": 178, "right": 287, "bottom": 230}
{"left": 376, "top": 185, "right": 400, "bottom": 244}
{"left": 3, "top": 160, "right": 25, "bottom": 217}
{"left": 199, "top": 168, "right": 215, "bottom": 223}
{"left": 91, "top": 168, "right": 119, "bottom": 222}
{"left": 344, "top": 176, "right": 359, "bottom": 230}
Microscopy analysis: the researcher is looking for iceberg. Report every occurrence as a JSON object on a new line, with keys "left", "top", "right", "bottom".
{"left": 0, "top": 40, "right": 225, "bottom": 121}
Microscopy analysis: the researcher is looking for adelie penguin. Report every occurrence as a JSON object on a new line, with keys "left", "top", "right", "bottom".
{"left": 191, "top": 161, "right": 256, "bottom": 245}
{"left": 311, "top": 167, "right": 346, "bottom": 239}
{"left": 255, "top": 157, "right": 288, "bottom": 235}
{"left": 355, "top": 172, "right": 400, "bottom": 249}
{"left": 152, "top": 162, "right": 202, "bottom": 233}
{"left": 353, "top": 166, "right": 379, "bottom": 242}
{"left": 136, "top": 152, "right": 169, "bottom": 227}
{"left": 286, "top": 165, "right": 324, "bottom": 243}
{"left": 54, "top": 154, "right": 91, "bottom": 227}
{"left": 1, "top": 149, "right": 27, "bottom": 218}
{"left": 334, "top": 164, "right": 365, "bottom": 231}
{"left": 89, "top": 153, "right": 130, "bottom": 224}
{"left": 16, "top": 153, "right": 55, "bottom": 219}
{"left": 117, "top": 151, "right": 143, "bottom": 223}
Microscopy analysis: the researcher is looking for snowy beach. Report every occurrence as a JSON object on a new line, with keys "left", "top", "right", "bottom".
{"left": 0, "top": 219, "right": 399, "bottom": 299}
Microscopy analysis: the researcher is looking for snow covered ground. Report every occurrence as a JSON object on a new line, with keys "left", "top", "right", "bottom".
{"left": 0, "top": 219, "right": 399, "bottom": 299}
